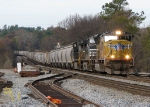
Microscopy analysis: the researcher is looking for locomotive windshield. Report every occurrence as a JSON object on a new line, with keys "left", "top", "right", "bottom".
{"left": 89, "top": 37, "right": 95, "bottom": 43}
{"left": 89, "top": 37, "right": 96, "bottom": 49}
{"left": 104, "top": 35, "right": 118, "bottom": 42}
{"left": 104, "top": 35, "right": 132, "bottom": 42}
{"left": 118, "top": 34, "right": 132, "bottom": 41}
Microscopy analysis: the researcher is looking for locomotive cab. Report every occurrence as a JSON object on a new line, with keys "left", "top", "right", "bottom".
{"left": 88, "top": 37, "right": 97, "bottom": 58}
{"left": 72, "top": 37, "right": 97, "bottom": 70}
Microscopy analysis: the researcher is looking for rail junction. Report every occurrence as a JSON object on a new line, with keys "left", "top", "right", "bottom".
{"left": 27, "top": 73, "right": 101, "bottom": 107}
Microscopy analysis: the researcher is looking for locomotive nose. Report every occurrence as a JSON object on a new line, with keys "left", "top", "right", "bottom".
{"left": 111, "top": 49, "right": 124, "bottom": 59}
{"left": 109, "top": 41, "right": 132, "bottom": 60}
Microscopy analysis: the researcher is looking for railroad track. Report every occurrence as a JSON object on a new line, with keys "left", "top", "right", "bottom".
{"left": 34, "top": 66, "right": 150, "bottom": 96}
{"left": 107, "top": 75, "right": 150, "bottom": 83}
{"left": 78, "top": 75, "right": 150, "bottom": 96}
{"left": 37, "top": 65, "right": 150, "bottom": 84}
{"left": 22, "top": 55, "right": 150, "bottom": 83}
{"left": 22, "top": 57, "right": 150, "bottom": 97}
{"left": 28, "top": 73, "right": 101, "bottom": 107}
{"left": 41, "top": 65, "right": 150, "bottom": 97}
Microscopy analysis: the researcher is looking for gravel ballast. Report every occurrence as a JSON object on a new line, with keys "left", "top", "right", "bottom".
{"left": 0, "top": 66, "right": 54, "bottom": 107}
{"left": 61, "top": 79, "right": 150, "bottom": 107}
{"left": 0, "top": 65, "right": 150, "bottom": 107}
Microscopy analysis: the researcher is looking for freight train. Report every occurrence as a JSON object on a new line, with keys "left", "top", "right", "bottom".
{"left": 15, "top": 30, "right": 134, "bottom": 75}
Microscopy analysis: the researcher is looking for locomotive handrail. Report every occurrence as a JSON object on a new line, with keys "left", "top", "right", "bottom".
{"left": 104, "top": 43, "right": 111, "bottom": 64}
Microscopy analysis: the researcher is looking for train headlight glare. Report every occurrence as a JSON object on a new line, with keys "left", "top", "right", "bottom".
{"left": 125, "top": 55, "right": 130, "bottom": 59}
{"left": 111, "top": 55, "right": 114, "bottom": 59}
{"left": 115, "top": 30, "right": 122, "bottom": 35}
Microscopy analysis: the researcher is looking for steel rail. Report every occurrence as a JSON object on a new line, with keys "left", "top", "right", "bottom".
{"left": 51, "top": 75, "right": 102, "bottom": 107}
{"left": 28, "top": 84, "right": 57, "bottom": 107}
{"left": 81, "top": 75, "right": 150, "bottom": 96}
{"left": 28, "top": 73, "right": 102, "bottom": 107}
{"left": 30, "top": 64, "right": 150, "bottom": 97}
{"left": 28, "top": 73, "right": 64, "bottom": 107}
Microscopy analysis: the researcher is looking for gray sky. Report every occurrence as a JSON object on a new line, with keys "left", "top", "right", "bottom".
{"left": 0, "top": 0, "right": 149, "bottom": 29}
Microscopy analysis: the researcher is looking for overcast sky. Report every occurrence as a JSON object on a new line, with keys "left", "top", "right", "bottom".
{"left": 0, "top": 0, "right": 149, "bottom": 29}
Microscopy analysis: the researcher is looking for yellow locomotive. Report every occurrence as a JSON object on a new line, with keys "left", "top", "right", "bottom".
{"left": 73, "top": 30, "right": 134, "bottom": 75}
{"left": 95, "top": 30, "right": 134, "bottom": 75}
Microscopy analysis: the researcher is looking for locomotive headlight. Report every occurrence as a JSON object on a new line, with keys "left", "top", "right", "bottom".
{"left": 115, "top": 30, "right": 122, "bottom": 35}
{"left": 111, "top": 55, "right": 115, "bottom": 59}
{"left": 125, "top": 55, "right": 130, "bottom": 59}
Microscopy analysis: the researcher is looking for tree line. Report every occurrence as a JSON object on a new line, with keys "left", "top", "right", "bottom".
{"left": 0, "top": 0, "right": 149, "bottom": 72}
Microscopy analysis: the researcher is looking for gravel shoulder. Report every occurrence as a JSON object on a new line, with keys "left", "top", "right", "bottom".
{"left": 0, "top": 66, "right": 51, "bottom": 107}
{"left": 61, "top": 79, "right": 150, "bottom": 107}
